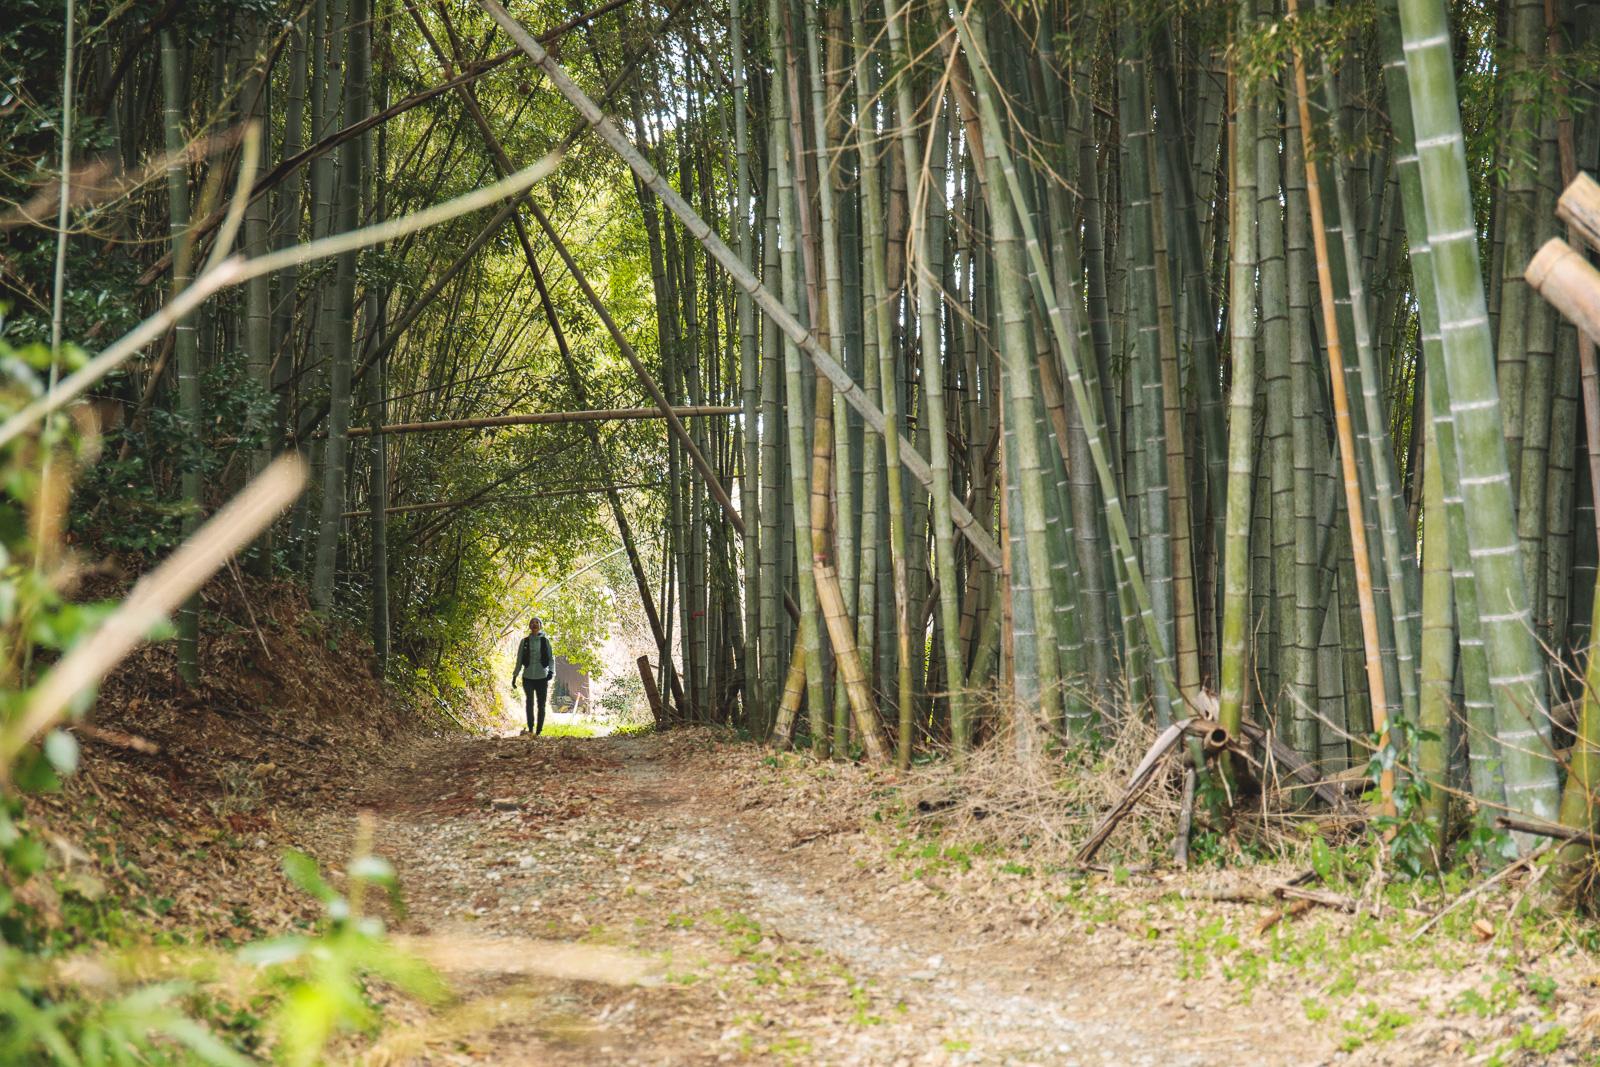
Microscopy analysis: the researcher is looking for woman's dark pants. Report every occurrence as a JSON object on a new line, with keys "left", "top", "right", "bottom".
{"left": 522, "top": 678, "right": 549, "bottom": 734}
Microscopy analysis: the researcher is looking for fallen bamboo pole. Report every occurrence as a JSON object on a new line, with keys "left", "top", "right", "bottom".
{"left": 478, "top": 0, "right": 1002, "bottom": 570}
{"left": 1557, "top": 173, "right": 1600, "bottom": 252}
{"left": 340, "top": 406, "right": 738, "bottom": 439}
{"left": 1495, "top": 814, "right": 1600, "bottom": 850}
{"left": 1527, "top": 237, "right": 1600, "bottom": 344}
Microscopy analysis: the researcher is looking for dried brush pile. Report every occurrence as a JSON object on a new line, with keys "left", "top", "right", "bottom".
{"left": 892, "top": 690, "right": 1321, "bottom": 871}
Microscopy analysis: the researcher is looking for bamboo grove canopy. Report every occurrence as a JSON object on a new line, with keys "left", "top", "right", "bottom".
{"left": 11, "top": 0, "right": 1600, "bottom": 863}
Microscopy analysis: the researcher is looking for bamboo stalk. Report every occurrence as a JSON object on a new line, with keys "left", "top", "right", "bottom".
{"left": 477, "top": 0, "right": 1001, "bottom": 570}
{"left": 1288, "top": 0, "right": 1393, "bottom": 818}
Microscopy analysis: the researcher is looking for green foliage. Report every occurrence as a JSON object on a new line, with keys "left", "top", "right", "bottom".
{"left": 72, "top": 353, "right": 274, "bottom": 559}
{"left": 239, "top": 850, "right": 443, "bottom": 1066}
{"left": 1364, "top": 718, "right": 1445, "bottom": 880}
{"left": 0, "top": 340, "right": 433, "bottom": 1065}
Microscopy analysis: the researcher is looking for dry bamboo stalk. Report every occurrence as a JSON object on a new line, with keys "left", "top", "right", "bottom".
{"left": 1495, "top": 814, "right": 1600, "bottom": 849}
{"left": 0, "top": 455, "right": 307, "bottom": 773}
{"left": 1173, "top": 766, "right": 1197, "bottom": 868}
{"left": 770, "top": 633, "right": 807, "bottom": 747}
{"left": 340, "top": 406, "right": 740, "bottom": 438}
{"left": 636, "top": 655, "right": 665, "bottom": 725}
{"left": 1288, "top": 6, "right": 1394, "bottom": 819}
{"left": 813, "top": 561, "right": 889, "bottom": 764}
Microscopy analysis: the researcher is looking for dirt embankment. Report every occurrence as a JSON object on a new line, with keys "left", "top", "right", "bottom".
{"left": 21, "top": 574, "right": 445, "bottom": 941}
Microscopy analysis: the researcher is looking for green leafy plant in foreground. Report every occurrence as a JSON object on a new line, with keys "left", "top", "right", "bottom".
{"left": 240, "top": 846, "right": 443, "bottom": 1066}
{"left": 0, "top": 340, "right": 437, "bottom": 1063}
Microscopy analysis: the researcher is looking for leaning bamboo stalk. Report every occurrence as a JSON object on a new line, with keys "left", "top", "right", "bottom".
{"left": 814, "top": 562, "right": 889, "bottom": 764}
{"left": 0, "top": 456, "right": 307, "bottom": 773}
{"left": 770, "top": 632, "right": 808, "bottom": 748}
{"left": 340, "top": 406, "right": 740, "bottom": 438}
{"left": 947, "top": 0, "right": 1177, "bottom": 707}
{"left": 477, "top": 0, "right": 1002, "bottom": 570}
{"left": 1288, "top": 2, "right": 1393, "bottom": 818}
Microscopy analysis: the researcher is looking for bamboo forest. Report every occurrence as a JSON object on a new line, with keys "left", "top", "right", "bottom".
{"left": 15, "top": 0, "right": 1600, "bottom": 1060}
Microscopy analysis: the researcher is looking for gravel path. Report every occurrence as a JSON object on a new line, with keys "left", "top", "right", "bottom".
{"left": 293, "top": 732, "right": 1323, "bottom": 1065}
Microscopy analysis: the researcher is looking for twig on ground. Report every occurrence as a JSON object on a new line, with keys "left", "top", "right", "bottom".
{"left": 70, "top": 723, "right": 160, "bottom": 754}
{"left": 1257, "top": 898, "right": 1313, "bottom": 934}
{"left": 1407, "top": 845, "right": 1548, "bottom": 943}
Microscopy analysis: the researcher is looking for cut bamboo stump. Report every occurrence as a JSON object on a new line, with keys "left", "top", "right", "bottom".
{"left": 1527, "top": 237, "right": 1600, "bottom": 344}
{"left": 1558, "top": 173, "right": 1600, "bottom": 252}
{"left": 1077, "top": 717, "right": 1228, "bottom": 864}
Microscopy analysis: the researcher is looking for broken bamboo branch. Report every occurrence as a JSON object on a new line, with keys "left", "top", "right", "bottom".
{"left": 339, "top": 406, "right": 738, "bottom": 438}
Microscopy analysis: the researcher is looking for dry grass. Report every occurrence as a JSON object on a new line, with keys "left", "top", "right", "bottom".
{"left": 892, "top": 689, "right": 1177, "bottom": 865}
{"left": 889, "top": 688, "right": 1320, "bottom": 871}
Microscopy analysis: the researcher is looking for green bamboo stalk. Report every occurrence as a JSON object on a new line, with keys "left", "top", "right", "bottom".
{"left": 1218, "top": 23, "right": 1260, "bottom": 747}
{"left": 764, "top": 0, "right": 827, "bottom": 751}
{"left": 849, "top": 0, "right": 915, "bottom": 765}
{"left": 731, "top": 0, "right": 762, "bottom": 718}
{"left": 1283, "top": 77, "right": 1322, "bottom": 764}
{"left": 948, "top": 0, "right": 1179, "bottom": 710}
{"left": 961, "top": 6, "right": 1061, "bottom": 721}
{"left": 1119, "top": 9, "right": 1175, "bottom": 727}
{"left": 160, "top": 29, "right": 200, "bottom": 685}
{"left": 1377, "top": 0, "right": 1504, "bottom": 816}
{"left": 886, "top": 0, "right": 969, "bottom": 749}
{"left": 1259, "top": 62, "right": 1299, "bottom": 741}
{"left": 1419, "top": 379, "right": 1453, "bottom": 844}
{"left": 1397, "top": 0, "right": 1560, "bottom": 831}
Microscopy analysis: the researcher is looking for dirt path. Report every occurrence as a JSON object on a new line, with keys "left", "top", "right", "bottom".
{"left": 295, "top": 732, "right": 1327, "bottom": 1066}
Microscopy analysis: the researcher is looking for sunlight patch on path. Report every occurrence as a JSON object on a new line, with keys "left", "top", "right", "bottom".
{"left": 397, "top": 932, "right": 664, "bottom": 986}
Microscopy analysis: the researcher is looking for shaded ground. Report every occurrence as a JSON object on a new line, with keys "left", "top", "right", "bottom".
{"left": 283, "top": 729, "right": 1597, "bottom": 1066}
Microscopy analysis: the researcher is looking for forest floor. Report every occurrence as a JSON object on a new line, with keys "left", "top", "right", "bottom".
{"left": 22, "top": 577, "right": 1600, "bottom": 1065}
{"left": 277, "top": 729, "right": 1600, "bottom": 1066}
